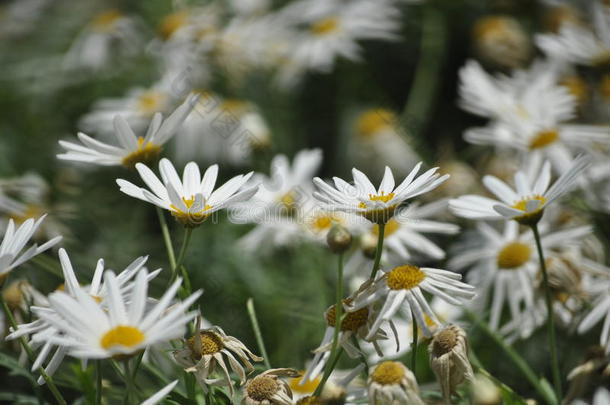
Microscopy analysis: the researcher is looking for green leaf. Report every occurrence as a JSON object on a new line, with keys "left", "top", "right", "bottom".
{"left": 0, "top": 351, "right": 36, "bottom": 385}
{"left": 0, "top": 392, "right": 41, "bottom": 405}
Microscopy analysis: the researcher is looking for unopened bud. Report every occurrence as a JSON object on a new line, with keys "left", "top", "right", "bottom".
{"left": 327, "top": 224, "right": 352, "bottom": 253}
{"left": 361, "top": 233, "right": 378, "bottom": 259}
{"left": 472, "top": 373, "right": 501, "bottom": 405}
{"left": 472, "top": 15, "right": 530, "bottom": 69}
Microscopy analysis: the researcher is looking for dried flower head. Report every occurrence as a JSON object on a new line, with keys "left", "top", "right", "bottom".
{"left": 242, "top": 368, "right": 300, "bottom": 405}
{"left": 368, "top": 361, "right": 424, "bottom": 405}
{"left": 428, "top": 324, "right": 474, "bottom": 403}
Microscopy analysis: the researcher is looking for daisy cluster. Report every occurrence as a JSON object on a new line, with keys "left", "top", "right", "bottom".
{"left": 1, "top": 0, "right": 610, "bottom": 404}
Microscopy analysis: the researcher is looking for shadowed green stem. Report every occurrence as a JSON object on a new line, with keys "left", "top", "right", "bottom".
{"left": 247, "top": 298, "right": 271, "bottom": 369}
{"left": 369, "top": 223, "right": 386, "bottom": 279}
{"left": 411, "top": 310, "right": 418, "bottom": 375}
{"left": 531, "top": 223, "right": 562, "bottom": 403}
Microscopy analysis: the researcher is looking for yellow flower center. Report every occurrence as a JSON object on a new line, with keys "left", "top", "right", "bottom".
{"left": 187, "top": 331, "right": 224, "bottom": 360}
{"left": 2, "top": 281, "right": 27, "bottom": 310}
{"left": 370, "top": 361, "right": 405, "bottom": 386}
{"left": 325, "top": 304, "right": 369, "bottom": 332}
{"left": 221, "top": 99, "right": 248, "bottom": 115}
{"left": 289, "top": 373, "right": 320, "bottom": 394}
{"left": 372, "top": 218, "right": 400, "bottom": 237}
{"left": 497, "top": 242, "right": 531, "bottom": 269}
{"left": 356, "top": 110, "right": 395, "bottom": 139}
{"left": 510, "top": 195, "right": 547, "bottom": 225}
{"left": 90, "top": 9, "right": 123, "bottom": 32}
{"left": 159, "top": 11, "right": 188, "bottom": 39}
{"left": 137, "top": 91, "right": 166, "bottom": 114}
{"left": 121, "top": 137, "right": 162, "bottom": 168}
{"left": 170, "top": 196, "right": 214, "bottom": 227}
{"left": 310, "top": 213, "right": 343, "bottom": 234}
{"left": 10, "top": 204, "right": 43, "bottom": 224}
{"left": 387, "top": 265, "right": 426, "bottom": 290}
{"left": 279, "top": 191, "right": 297, "bottom": 213}
{"left": 100, "top": 326, "right": 145, "bottom": 350}
{"left": 472, "top": 16, "right": 514, "bottom": 40}
{"left": 560, "top": 76, "right": 587, "bottom": 105}
{"left": 310, "top": 17, "right": 340, "bottom": 36}
{"left": 247, "top": 376, "right": 279, "bottom": 401}
{"left": 529, "top": 129, "right": 559, "bottom": 150}
{"left": 431, "top": 327, "right": 458, "bottom": 357}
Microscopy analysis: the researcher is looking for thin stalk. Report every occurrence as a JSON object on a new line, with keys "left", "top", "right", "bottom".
{"left": 369, "top": 223, "right": 386, "bottom": 279}
{"left": 466, "top": 310, "right": 556, "bottom": 405}
{"left": 0, "top": 296, "right": 68, "bottom": 405}
{"left": 156, "top": 207, "right": 177, "bottom": 270}
{"left": 172, "top": 228, "right": 193, "bottom": 282}
{"left": 469, "top": 349, "right": 524, "bottom": 402}
{"left": 314, "top": 253, "right": 344, "bottom": 396}
{"left": 95, "top": 360, "right": 102, "bottom": 405}
{"left": 411, "top": 310, "right": 418, "bottom": 375}
{"left": 246, "top": 298, "right": 271, "bottom": 369}
{"left": 531, "top": 223, "right": 562, "bottom": 403}
{"left": 314, "top": 349, "right": 344, "bottom": 397}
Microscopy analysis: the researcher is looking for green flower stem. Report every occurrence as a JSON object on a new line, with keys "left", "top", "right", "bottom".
{"left": 314, "top": 253, "right": 345, "bottom": 397}
{"left": 0, "top": 294, "right": 68, "bottom": 405}
{"left": 172, "top": 227, "right": 193, "bottom": 283}
{"left": 411, "top": 310, "right": 418, "bottom": 375}
{"left": 95, "top": 360, "right": 103, "bottom": 405}
{"left": 469, "top": 349, "right": 524, "bottom": 402}
{"left": 246, "top": 298, "right": 271, "bottom": 369}
{"left": 466, "top": 310, "right": 556, "bottom": 405}
{"left": 155, "top": 207, "right": 177, "bottom": 271}
{"left": 122, "top": 360, "right": 134, "bottom": 405}
{"left": 531, "top": 223, "right": 562, "bottom": 403}
{"left": 369, "top": 223, "right": 386, "bottom": 280}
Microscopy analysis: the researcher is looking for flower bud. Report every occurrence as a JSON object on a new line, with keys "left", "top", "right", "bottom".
{"left": 472, "top": 16, "right": 530, "bottom": 69}
{"left": 471, "top": 373, "right": 501, "bottom": 405}
{"left": 361, "top": 233, "right": 378, "bottom": 260}
{"left": 327, "top": 224, "right": 352, "bottom": 253}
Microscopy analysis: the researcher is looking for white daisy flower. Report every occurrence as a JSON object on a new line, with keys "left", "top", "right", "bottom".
{"left": 459, "top": 60, "right": 610, "bottom": 174}
{"left": 59, "top": 94, "right": 198, "bottom": 169}
{"left": 175, "top": 95, "right": 271, "bottom": 166}
{"left": 536, "top": 1, "right": 610, "bottom": 65}
{"left": 578, "top": 275, "right": 610, "bottom": 354}
{"left": 449, "top": 221, "right": 591, "bottom": 330}
{"left": 313, "top": 164, "right": 449, "bottom": 224}
{"left": 349, "top": 265, "right": 475, "bottom": 339}
{"left": 7, "top": 248, "right": 159, "bottom": 383}
{"left": 572, "top": 388, "right": 610, "bottom": 405}
{"left": 0, "top": 215, "right": 61, "bottom": 279}
{"left": 32, "top": 269, "right": 201, "bottom": 359}
{"left": 63, "top": 9, "right": 142, "bottom": 72}
{"left": 117, "top": 158, "right": 259, "bottom": 227}
{"left": 276, "top": 0, "right": 401, "bottom": 86}
{"left": 367, "top": 361, "right": 425, "bottom": 405}
{"left": 449, "top": 157, "right": 589, "bottom": 225}
{"left": 141, "top": 380, "right": 178, "bottom": 405}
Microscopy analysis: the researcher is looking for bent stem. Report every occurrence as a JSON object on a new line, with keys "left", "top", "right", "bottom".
{"left": 531, "top": 223, "right": 563, "bottom": 403}
{"left": 411, "top": 310, "right": 418, "bottom": 375}
{"left": 369, "top": 223, "right": 386, "bottom": 279}
{"left": 466, "top": 310, "right": 556, "bottom": 405}
{"left": 314, "top": 253, "right": 345, "bottom": 396}
{"left": 246, "top": 298, "right": 271, "bottom": 369}
{"left": 0, "top": 295, "right": 68, "bottom": 405}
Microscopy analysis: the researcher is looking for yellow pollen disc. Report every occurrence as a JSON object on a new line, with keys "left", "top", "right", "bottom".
{"left": 289, "top": 373, "right": 320, "bottom": 394}
{"left": 10, "top": 205, "right": 43, "bottom": 224}
{"left": 100, "top": 326, "right": 145, "bottom": 350}
{"left": 560, "top": 76, "right": 587, "bottom": 104}
{"left": 187, "top": 331, "right": 224, "bottom": 360}
{"left": 325, "top": 305, "right": 369, "bottom": 332}
{"left": 91, "top": 295, "right": 103, "bottom": 303}
{"left": 372, "top": 218, "right": 400, "bottom": 237}
{"left": 2, "top": 281, "right": 27, "bottom": 310}
{"left": 497, "top": 242, "right": 531, "bottom": 269}
{"left": 356, "top": 110, "right": 395, "bottom": 138}
{"left": 122, "top": 137, "right": 162, "bottom": 168}
{"left": 370, "top": 361, "right": 405, "bottom": 386}
{"left": 221, "top": 99, "right": 248, "bottom": 115}
{"left": 159, "top": 11, "right": 188, "bottom": 39}
{"left": 91, "top": 9, "right": 123, "bottom": 32}
{"left": 280, "top": 192, "right": 297, "bottom": 209}
{"left": 529, "top": 129, "right": 559, "bottom": 150}
{"left": 431, "top": 328, "right": 458, "bottom": 357}
{"left": 512, "top": 195, "right": 546, "bottom": 212}
{"left": 472, "top": 16, "right": 512, "bottom": 40}
{"left": 387, "top": 265, "right": 426, "bottom": 290}
{"left": 137, "top": 91, "right": 166, "bottom": 114}
{"left": 310, "top": 214, "right": 342, "bottom": 233}
{"left": 247, "top": 376, "right": 279, "bottom": 401}
{"left": 310, "top": 17, "right": 340, "bottom": 36}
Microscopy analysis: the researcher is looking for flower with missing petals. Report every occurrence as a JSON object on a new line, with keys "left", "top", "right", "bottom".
{"left": 450, "top": 157, "right": 589, "bottom": 225}
{"left": 428, "top": 324, "right": 474, "bottom": 403}
{"left": 368, "top": 361, "right": 424, "bottom": 405}
{"left": 173, "top": 321, "right": 263, "bottom": 394}
{"left": 58, "top": 94, "right": 198, "bottom": 168}
{"left": 242, "top": 368, "right": 301, "bottom": 405}
{"left": 117, "top": 158, "right": 258, "bottom": 227}
{"left": 313, "top": 164, "right": 449, "bottom": 224}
